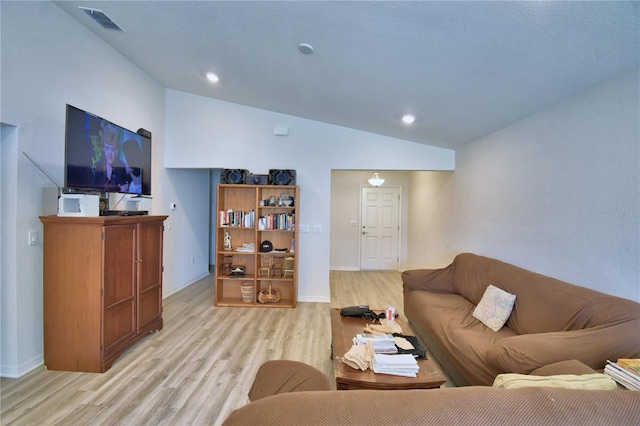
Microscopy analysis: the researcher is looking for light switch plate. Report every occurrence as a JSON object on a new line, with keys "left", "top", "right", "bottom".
{"left": 28, "top": 230, "right": 39, "bottom": 246}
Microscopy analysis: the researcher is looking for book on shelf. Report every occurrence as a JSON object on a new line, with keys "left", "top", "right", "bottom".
{"left": 604, "top": 360, "right": 640, "bottom": 390}
{"left": 257, "top": 213, "right": 295, "bottom": 230}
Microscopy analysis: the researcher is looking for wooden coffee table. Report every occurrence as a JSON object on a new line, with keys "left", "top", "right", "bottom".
{"left": 331, "top": 308, "right": 446, "bottom": 390}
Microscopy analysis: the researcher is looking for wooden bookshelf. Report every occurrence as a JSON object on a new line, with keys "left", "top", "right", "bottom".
{"left": 214, "top": 184, "right": 298, "bottom": 308}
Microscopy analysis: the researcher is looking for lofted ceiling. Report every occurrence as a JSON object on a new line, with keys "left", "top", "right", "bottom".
{"left": 53, "top": 1, "right": 639, "bottom": 150}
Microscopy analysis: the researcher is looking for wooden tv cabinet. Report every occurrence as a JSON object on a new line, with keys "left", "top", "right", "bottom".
{"left": 40, "top": 215, "right": 168, "bottom": 373}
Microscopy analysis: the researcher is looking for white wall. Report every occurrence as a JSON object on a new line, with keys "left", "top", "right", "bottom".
{"left": 405, "top": 171, "right": 455, "bottom": 269}
{"left": 165, "top": 90, "right": 455, "bottom": 302}
{"left": 0, "top": 1, "right": 207, "bottom": 377}
{"left": 330, "top": 170, "right": 414, "bottom": 271}
{"left": 158, "top": 168, "right": 211, "bottom": 298}
{"left": 1, "top": 125, "right": 19, "bottom": 373}
{"left": 411, "top": 70, "right": 640, "bottom": 302}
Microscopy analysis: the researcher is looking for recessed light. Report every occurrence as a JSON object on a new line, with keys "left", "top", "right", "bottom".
{"left": 402, "top": 114, "right": 416, "bottom": 125}
{"left": 206, "top": 72, "right": 220, "bottom": 83}
{"left": 298, "top": 43, "right": 314, "bottom": 55}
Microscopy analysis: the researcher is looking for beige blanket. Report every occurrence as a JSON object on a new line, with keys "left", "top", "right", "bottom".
{"left": 493, "top": 373, "right": 617, "bottom": 390}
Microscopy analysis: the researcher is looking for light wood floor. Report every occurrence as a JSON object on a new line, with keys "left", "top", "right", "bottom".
{"left": 1, "top": 270, "right": 444, "bottom": 425}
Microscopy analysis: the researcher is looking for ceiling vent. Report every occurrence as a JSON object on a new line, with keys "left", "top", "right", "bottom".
{"left": 78, "top": 7, "right": 125, "bottom": 32}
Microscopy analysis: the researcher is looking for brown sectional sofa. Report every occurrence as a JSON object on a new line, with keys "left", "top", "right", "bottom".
{"left": 224, "top": 387, "right": 640, "bottom": 425}
{"left": 222, "top": 254, "right": 640, "bottom": 424}
{"left": 403, "top": 252, "right": 640, "bottom": 386}
{"left": 223, "top": 360, "right": 640, "bottom": 425}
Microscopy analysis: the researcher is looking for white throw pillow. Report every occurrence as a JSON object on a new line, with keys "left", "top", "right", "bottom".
{"left": 472, "top": 285, "right": 516, "bottom": 332}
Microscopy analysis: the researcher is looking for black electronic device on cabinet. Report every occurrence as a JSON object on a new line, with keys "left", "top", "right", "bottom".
{"left": 249, "top": 173, "right": 269, "bottom": 185}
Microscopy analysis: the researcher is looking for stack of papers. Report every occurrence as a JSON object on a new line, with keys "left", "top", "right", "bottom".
{"left": 353, "top": 334, "right": 397, "bottom": 354}
{"left": 235, "top": 242, "right": 255, "bottom": 252}
{"left": 372, "top": 353, "right": 419, "bottom": 377}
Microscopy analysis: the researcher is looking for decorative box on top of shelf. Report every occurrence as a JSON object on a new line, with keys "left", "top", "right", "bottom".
{"left": 215, "top": 184, "right": 298, "bottom": 308}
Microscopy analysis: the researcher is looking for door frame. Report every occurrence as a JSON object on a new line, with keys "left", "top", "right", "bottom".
{"left": 358, "top": 184, "right": 403, "bottom": 270}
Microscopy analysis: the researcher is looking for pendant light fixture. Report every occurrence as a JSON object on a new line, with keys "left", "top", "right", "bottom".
{"left": 368, "top": 172, "right": 385, "bottom": 187}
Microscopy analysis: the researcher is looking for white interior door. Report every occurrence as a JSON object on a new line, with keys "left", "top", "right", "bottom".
{"left": 360, "top": 187, "right": 400, "bottom": 270}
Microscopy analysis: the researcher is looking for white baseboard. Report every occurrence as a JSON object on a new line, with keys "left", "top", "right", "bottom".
{"left": 163, "top": 272, "right": 211, "bottom": 299}
{"left": 0, "top": 354, "right": 42, "bottom": 378}
{"left": 330, "top": 266, "right": 360, "bottom": 271}
{"left": 297, "top": 296, "right": 331, "bottom": 303}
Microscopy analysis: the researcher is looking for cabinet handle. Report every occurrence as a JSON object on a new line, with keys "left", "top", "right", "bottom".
{"left": 135, "top": 259, "right": 143, "bottom": 264}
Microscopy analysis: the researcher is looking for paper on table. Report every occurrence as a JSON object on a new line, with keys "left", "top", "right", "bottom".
{"left": 353, "top": 333, "right": 397, "bottom": 354}
{"left": 372, "top": 353, "right": 419, "bottom": 377}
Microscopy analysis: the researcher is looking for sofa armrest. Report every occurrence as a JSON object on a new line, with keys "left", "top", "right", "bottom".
{"left": 402, "top": 267, "right": 454, "bottom": 293}
{"left": 486, "top": 323, "right": 640, "bottom": 374}
{"left": 248, "top": 360, "right": 330, "bottom": 402}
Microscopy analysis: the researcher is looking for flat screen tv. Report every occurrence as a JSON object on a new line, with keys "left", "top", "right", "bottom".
{"left": 64, "top": 104, "right": 152, "bottom": 196}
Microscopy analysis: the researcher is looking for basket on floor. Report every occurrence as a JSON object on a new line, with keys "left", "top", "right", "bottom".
{"left": 258, "top": 283, "right": 281, "bottom": 304}
{"left": 240, "top": 282, "right": 254, "bottom": 303}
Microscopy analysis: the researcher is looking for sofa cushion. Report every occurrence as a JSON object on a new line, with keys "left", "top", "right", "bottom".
{"left": 530, "top": 359, "right": 597, "bottom": 376}
{"left": 449, "top": 325, "right": 517, "bottom": 385}
{"left": 472, "top": 285, "right": 516, "bottom": 332}
{"left": 493, "top": 373, "right": 617, "bottom": 390}
{"left": 405, "top": 289, "right": 517, "bottom": 385}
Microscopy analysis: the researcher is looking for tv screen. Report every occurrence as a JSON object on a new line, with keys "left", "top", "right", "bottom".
{"left": 64, "top": 104, "right": 152, "bottom": 196}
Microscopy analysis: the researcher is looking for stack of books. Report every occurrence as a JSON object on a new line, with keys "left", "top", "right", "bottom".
{"left": 604, "top": 359, "right": 640, "bottom": 390}
{"left": 220, "top": 209, "right": 255, "bottom": 227}
{"left": 372, "top": 353, "right": 419, "bottom": 377}
{"left": 352, "top": 334, "right": 397, "bottom": 354}
{"left": 257, "top": 213, "right": 295, "bottom": 230}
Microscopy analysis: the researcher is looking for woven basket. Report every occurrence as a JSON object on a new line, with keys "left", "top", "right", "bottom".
{"left": 240, "top": 282, "right": 254, "bottom": 303}
{"left": 258, "top": 283, "right": 281, "bottom": 304}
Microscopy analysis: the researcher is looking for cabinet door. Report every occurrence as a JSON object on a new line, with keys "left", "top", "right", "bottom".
{"left": 137, "top": 220, "right": 164, "bottom": 332}
{"left": 103, "top": 224, "right": 137, "bottom": 356}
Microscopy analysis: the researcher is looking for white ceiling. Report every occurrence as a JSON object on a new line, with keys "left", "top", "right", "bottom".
{"left": 54, "top": 1, "right": 639, "bottom": 150}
